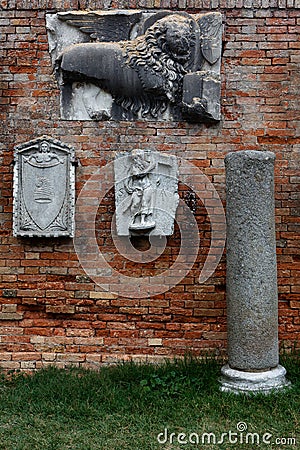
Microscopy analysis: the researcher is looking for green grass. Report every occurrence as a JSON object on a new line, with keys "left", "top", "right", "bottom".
{"left": 0, "top": 353, "right": 299, "bottom": 450}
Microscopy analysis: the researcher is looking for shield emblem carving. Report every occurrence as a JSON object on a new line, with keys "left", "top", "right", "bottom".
{"left": 198, "top": 12, "right": 222, "bottom": 66}
{"left": 13, "top": 136, "right": 75, "bottom": 237}
{"left": 21, "top": 155, "right": 67, "bottom": 230}
{"left": 201, "top": 37, "right": 221, "bottom": 65}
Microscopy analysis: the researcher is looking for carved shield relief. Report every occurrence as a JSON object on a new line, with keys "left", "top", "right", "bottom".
{"left": 13, "top": 136, "right": 76, "bottom": 237}
{"left": 200, "top": 13, "right": 223, "bottom": 65}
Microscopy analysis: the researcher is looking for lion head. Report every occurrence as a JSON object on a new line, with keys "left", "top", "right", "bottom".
{"left": 120, "top": 14, "right": 196, "bottom": 109}
{"left": 150, "top": 15, "right": 195, "bottom": 64}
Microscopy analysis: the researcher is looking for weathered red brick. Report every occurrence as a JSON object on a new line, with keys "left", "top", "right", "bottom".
{"left": 0, "top": 4, "right": 298, "bottom": 371}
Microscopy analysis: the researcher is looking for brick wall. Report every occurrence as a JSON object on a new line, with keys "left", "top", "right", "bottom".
{"left": 0, "top": 0, "right": 299, "bottom": 370}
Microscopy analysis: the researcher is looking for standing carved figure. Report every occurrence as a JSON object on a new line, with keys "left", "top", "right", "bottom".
{"left": 124, "top": 150, "right": 157, "bottom": 231}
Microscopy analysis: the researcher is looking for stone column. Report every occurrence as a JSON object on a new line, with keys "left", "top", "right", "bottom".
{"left": 220, "top": 150, "right": 290, "bottom": 394}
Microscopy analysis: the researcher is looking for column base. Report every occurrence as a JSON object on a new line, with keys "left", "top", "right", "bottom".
{"left": 220, "top": 364, "right": 291, "bottom": 395}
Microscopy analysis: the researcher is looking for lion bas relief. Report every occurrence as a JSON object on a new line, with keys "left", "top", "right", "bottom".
{"left": 49, "top": 11, "right": 222, "bottom": 122}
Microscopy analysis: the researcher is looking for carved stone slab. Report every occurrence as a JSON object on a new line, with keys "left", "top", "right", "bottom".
{"left": 13, "top": 136, "right": 76, "bottom": 237}
{"left": 114, "top": 150, "right": 179, "bottom": 236}
{"left": 46, "top": 10, "right": 222, "bottom": 123}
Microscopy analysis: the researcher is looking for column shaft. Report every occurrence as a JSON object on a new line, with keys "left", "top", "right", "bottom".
{"left": 225, "top": 150, "right": 278, "bottom": 371}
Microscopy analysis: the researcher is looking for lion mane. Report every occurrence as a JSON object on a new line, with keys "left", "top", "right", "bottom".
{"left": 118, "top": 14, "right": 196, "bottom": 118}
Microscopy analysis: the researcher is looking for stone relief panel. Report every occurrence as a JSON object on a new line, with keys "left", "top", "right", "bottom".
{"left": 114, "top": 150, "right": 179, "bottom": 236}
{"left": 46, "top": 10, "right": 222, "bottom": 123}
{"left": 13, "top": 136, "right": 76, "bottom": 237}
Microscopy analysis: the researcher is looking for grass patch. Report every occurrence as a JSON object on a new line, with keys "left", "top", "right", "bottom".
{"left": 0, "top": 353, "right": 299, "bottom": 449}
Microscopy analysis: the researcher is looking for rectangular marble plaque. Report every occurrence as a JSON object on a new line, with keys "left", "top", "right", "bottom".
{"left": 46, "top": 10, "right": 222, "bottom": 123}
{"left": 13, "top": 136, "right": 76, "bottom": 237}
{"left": 114, "top": 150, "right": 179, "bottom": 236}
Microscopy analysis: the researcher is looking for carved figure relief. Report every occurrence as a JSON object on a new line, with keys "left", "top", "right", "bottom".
{"left": 46, "top": 10, "right": 222, "bottom": 123}
{"left": 114, "top": 150, "right": 178, "bottom": 236}
{"left": 13, "top": 136, "right": 76, "bottom": 237}
{"left": 124, "top": 150, "right": 157, "bottom": 232}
